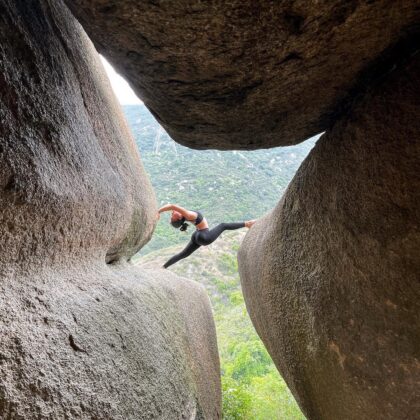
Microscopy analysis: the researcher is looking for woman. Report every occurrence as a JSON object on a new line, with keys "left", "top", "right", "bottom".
{"left": 157, "top": 204, "right": 255, "bottom": 268}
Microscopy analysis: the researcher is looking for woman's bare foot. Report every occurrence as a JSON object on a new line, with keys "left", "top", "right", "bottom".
{"left": 245, "top": 219, "right": 256, "bottom": 228}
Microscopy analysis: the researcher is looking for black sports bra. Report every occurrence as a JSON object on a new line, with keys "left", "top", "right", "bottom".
{"left": 194, "top": 211, "right": 204, "bottom": 225}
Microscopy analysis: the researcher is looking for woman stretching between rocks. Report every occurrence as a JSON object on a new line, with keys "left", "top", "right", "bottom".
{"left": 157, "top": 204, "right": 255, "bottom": 268}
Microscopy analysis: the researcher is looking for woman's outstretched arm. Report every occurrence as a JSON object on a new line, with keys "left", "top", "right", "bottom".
{"left": 157, "top": 203, "right": 197, "bottom": 221}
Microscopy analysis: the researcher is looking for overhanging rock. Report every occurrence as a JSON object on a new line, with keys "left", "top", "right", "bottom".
{"left": 65, "top": 0, "right": 419, "bottom": 149}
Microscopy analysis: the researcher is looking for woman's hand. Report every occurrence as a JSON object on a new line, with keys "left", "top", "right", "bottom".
{"left": 156, "top": 212, "right": 161, "bottom": 221}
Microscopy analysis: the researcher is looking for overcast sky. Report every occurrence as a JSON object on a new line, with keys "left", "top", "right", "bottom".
{"left": 101, "top": 56, "right": 142, "bottom": 105}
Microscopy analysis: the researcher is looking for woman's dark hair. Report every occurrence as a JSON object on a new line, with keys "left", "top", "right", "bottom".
{"left": 171, "top": 217, "right": 188, "bottom": 231}
{"left": 179, "top": 222, "right": 189, "bottom": 232}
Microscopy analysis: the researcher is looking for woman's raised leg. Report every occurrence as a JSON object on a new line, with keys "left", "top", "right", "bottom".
{"left": 163, "top": 240, "right": 201, "bottom": 268}
{"left": 197, "top": 222, "right": 245, "bottom": 246}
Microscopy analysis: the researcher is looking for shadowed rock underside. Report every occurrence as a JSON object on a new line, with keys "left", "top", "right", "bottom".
{"left": 66, "top": 0, "right": 419, "bottom": 149}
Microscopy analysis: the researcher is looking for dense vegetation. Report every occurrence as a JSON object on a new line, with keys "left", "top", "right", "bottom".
{"left": 124, "top": 104, "right": 314, "bottom": 419}
{"left": 124, "top": 105, "right": 317, "bottom": 254}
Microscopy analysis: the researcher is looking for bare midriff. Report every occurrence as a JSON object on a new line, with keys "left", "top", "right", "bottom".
{"left": 196, "top": 218, "right": 209, "bottom": 230}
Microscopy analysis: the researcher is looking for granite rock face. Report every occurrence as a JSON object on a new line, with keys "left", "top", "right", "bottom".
{"left": 0, "top": 267, "right": 221, "bottom": 419}
{"left": 0, "top": 0, "right": 156, "bottom": 266}
{"left": 1, "top": 0, "right": 418, "bottom": 418}
{"left": 239, "top": 53, "right": 420, "bottom": 420}
{"left": 65, "top": 0, "right": 419, "bottom": 149}
{"left": 0, "top": 1, "right": 221, "bottom": 418}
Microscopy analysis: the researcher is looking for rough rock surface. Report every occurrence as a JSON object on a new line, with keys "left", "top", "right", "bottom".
{"left": 0, "top": 0, "right": 156, "bottom": 265}
{"left": 0, "top": 267, "right": 221, "bottom": 419}
{"left": 65, "top": 0, "right": 419, "bottom": 149}
{"left": 0, "top": 1, "right": 221, "bottom": 418}
{"left": 239, "top": 53, "right": 420, "bottom": 420}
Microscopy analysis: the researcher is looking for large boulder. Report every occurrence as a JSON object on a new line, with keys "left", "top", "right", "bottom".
{"left": 0, "top": 0, "right": 156, "bottom": 265}
{"left": 65, "top": 0, "right": 419, "bottom": 149}
{"left": 0, "top": 267, "right": 221, "bottom": 419}
{"left": 0, "top": 1, "right": 221, "bottom": 418}
{"left": 238, "top": 53, "right": 420, "bottom": 419}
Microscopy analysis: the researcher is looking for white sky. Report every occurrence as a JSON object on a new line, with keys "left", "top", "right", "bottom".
{"left": 100, "top": 56, "right": 142, "bottom": 105}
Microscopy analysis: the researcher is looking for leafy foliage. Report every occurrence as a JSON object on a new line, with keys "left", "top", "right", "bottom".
{"left": 215, "top": 277, "right": 305, "bottom": 419}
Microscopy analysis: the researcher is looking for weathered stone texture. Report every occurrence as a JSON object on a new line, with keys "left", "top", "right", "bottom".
{"left": 0, "top": 0, "right": 156, "bottom": 266}
{"left": 0, "top": 1, "right": 221, "bottom": 418}
{"left": 0, "top": 267, "right": 221, "bottom": 419}
{"left": 238, "top": 53, "right": 420, "bottom": 419}
{"left": 65, "top": 0, "right": 419, "bottom": 149}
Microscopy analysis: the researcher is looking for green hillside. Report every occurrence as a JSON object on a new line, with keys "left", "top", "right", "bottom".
{"left": 123, "top": 105, "right": 318, "bottom": 254}
{"left": 125, "top": 104, "right": 312, "bottom": 418}
{"left": 136, "top": 230, "right": 306, "bottom": 419}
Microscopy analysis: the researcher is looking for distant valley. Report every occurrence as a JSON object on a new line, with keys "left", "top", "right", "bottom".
{"left": 123, "top": 104, "right": 318, "bottom": 254}
{"left": 125, "top": 104, "right": 314, "bottom": 418}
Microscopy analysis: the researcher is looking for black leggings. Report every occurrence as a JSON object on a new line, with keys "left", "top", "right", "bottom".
{"left": 163, "top": 222, "right": 245, "bottom": 268}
